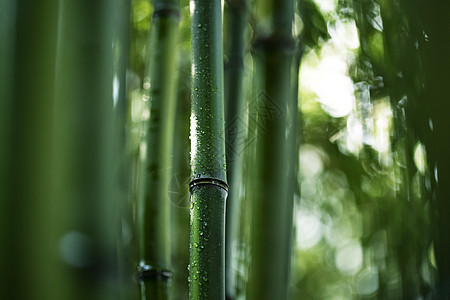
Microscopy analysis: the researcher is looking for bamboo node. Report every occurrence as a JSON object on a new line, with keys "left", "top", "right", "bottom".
{"left": 189, "top": 177, "right": 229, "bottom": 193}
{"left": 136, "top": 264, "right": 173, "bottom": 282}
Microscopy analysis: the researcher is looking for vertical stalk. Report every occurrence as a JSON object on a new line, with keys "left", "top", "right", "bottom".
{"left": 287, "top": 2, "right": 304, "bottom": 288}
{"left": 170, "top": 53, "right": 191, "bottom": 300}
{"left": 1, "top": 0, "right": 61, "bottom": 299}
{"left": 135, "top": 0, "right": 179, "bottom": 298}
{"left": 0, "top": 3, "right": 15, "bottom": 295}
{"left": 0, "top": 0, "right": 15, "bottom": 175}
{"left": 223, "top": 0, "right": 249, "bottom": 298}
{"left": 112, "top": 0, "right": 135, "bottom": 299}
{"left": 54, "top": 0, "right": 118, "bottom": 298}
{"left": 246, "top": 0, "right": 295, "bottom": 299}
{"left": 419, "top": 1, "right": 450, "bottom": 296}
{"left": 189, "top": 0, "right": 228, "bottom": 299}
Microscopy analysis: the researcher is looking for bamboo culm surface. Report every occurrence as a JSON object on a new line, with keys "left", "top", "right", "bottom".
{"left": 136, "top": 0, "right": 180, "bottom": 298}
{"left": 223, "top": 0, "right": 249, "bottom": 298}
{"left": 246, "top": 0, "right": 296, "bottom": 299}
{"left": 189, "top": 0, "right": 228, "bottom": 299}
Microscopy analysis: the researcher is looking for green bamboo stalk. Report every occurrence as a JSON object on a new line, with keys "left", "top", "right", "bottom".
{"left": 170, "top": 51, "right": 191, "bottom": 300}
{"left": 0, "top": 3, "right": 15, "bottom": 293}
{"left": 53, "top": 0, "right": 119, "bottom": 298}
{"left": 135, "top": 0, "right": 179, "bottom": 298}
{"left": 246, "top": 0, "right": 295, "bottom": 299}
{"left": 372, "top": 2, "right": 440, "bottom": 297}
{"left": 0, "top": 1, "right": 61, "bottom": 299}
{"left": 189, "top": 0, "right": 228, "bottom": 298}
{"left": 417, "top": 2, "right": 450, "bottom": 296}
{"left": 0, "top": 0, "right": 15, "bottom": 170}
{"left": 287, "top": 4, "right": 303, "bottom": 288}
{"left": 112, "top": 0, "right": 136, "bottom": 299}
{"left": 223, "top": 0, "right": 249, "bottom": 298}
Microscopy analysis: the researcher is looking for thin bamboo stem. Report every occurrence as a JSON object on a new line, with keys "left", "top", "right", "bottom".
{"left": 112, "top": 0, "right": 135, "bottom": 299}
{"left": 170, "top": 54, "right": 191, "bottom": 300}
{"left": 223, "top": 0, "right": 249, "bottom": 298}
{"left": 135, "top": 0, "right": 180, "bottom": 298}
{"left": 0, "top": 4, "right": 15, "bottom": 293}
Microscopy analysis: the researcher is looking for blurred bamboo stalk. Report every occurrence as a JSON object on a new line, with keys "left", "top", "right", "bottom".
{"left": 135, "top": 0, "right": 180, "bottom": 298}
{"left": 53, "top": 0, "right": 120, "bottom": 298}
{"left": 223, "top": 0, "right": 249, "bottom": 298}
{"left": 170, "top": 53, "right": 191, "bottom": 300}
{"left": 112, "top": 0, "right": 136, "bottom": 299}
{"left": 246, "top": 0, "right": 296, "bottom": 298}
{"left": 0, "top": 0, "right": 62, "bottom": 299}
{"left": 418, "top": 1, "right": 450, "bottom": 297}
{"left": 0, "top": 4, "right": 15, "bottom": 296}
{"left": 189, "top": 0, "right": 228, "bottom": 298}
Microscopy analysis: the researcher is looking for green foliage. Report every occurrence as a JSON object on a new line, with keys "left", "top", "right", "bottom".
{"left": 297, "top": 0, "right": 330, "bottom": 47}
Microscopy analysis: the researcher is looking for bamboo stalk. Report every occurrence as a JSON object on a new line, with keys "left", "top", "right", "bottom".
{"left": 53, "top": 0, "right": 119, "bottom": 298}
{"left": 417, "top": 2, "right": 450, "bottom": 296}
{"left": 0, "top": 5, "right": 15, "bottom": 293}
{"left": 189, "top": 0, "right": 228, "bottom": 298}
{"left": 170, "top": 52, "right": 191, "bottom": 300}
{"left": 1, "top": 1, "right": 61, "bottom": 299}
{"left": 135, "top": 0, "right": 180, "bottom": 298}
{"left": 223, "top": 1, "right": 249, "bottom": 298}
{"left": 246, "top": 0, "right": 295, "bottom": 298}
{"left": 112, "top": 0, "right": 136, "bottom": 299}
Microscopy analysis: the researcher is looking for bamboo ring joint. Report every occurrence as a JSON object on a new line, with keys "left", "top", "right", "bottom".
{"left": 189, "top": 177, "right": 229, "bottom": 193}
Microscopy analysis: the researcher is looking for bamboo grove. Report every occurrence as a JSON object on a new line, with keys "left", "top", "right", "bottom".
{"left": 2, "top": 0, "right": 450, "bottom": 299}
